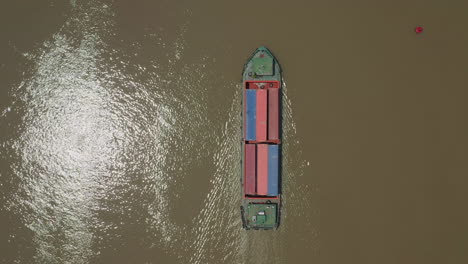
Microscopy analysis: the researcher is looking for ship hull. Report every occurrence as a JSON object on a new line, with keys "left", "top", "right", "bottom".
{"left": 241, "top": 46, "right": 282, "bottom": 230}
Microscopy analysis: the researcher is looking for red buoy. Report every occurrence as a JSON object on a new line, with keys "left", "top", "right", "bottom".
{"left": 415, "top": 26, "right": 424, "bottom": 34}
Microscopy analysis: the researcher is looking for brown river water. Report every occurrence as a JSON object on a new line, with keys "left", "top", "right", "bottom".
{"left": 1, "top": 0, "right": 468, "bottom": 263}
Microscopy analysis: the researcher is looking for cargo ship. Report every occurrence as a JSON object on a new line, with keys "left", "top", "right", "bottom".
{"left": 241, "top": 46, "right": 281, "bottom": 230}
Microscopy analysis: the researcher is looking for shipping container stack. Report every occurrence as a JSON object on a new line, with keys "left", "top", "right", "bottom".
{"left": 244, "top": 82, "right": 280, "bottom": 197}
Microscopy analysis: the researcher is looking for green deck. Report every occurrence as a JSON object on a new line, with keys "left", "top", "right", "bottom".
{"left": 251, "top": 52, "right": 274, "bottom": 76}
{"left": 244, "top": 203, "right": 278, "bottom": 229}
{"left": 243, "top": 46, "right": 281, "bottom": 82}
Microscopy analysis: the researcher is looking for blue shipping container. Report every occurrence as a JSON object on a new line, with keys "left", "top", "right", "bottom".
{"left": 267, "top": 145, "right": 279, "bottom": 196}
{"left": 245, "top": 90, "right": 256, "bottom": 140}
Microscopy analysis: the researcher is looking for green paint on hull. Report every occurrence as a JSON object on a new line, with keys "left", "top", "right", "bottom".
{"left": 242, "top": 46, "right": 282, "bottom": 82}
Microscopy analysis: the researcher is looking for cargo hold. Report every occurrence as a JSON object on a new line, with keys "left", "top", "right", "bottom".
{"left": 257, "top": 144, "right": 268, "bottom": 195}
{"left": 245, "top": 144, "right": 256, "bottom": 195}
{"left": 256, "top": 90, "right": 267, "bottom": 142}
{"left": 267, "top": 145, "right": 279, "bottom": 196}
{"left": 245, "top": 89, "right": 256, "bottom": 140}
{"left": 268, "top": 89, "right": 279, "bottom": 140}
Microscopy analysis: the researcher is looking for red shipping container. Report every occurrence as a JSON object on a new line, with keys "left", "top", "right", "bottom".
{"left": 257, "top": 144, "right": 268, "bottom": 195}
{"left": 245, "top": 144, "right": 256, "bottom": 195}
{"left": 256, "top": 90, "right": 267, "bottom": 141}
{"left": 268, "top": 89, "right": 279, "bottom": 140}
